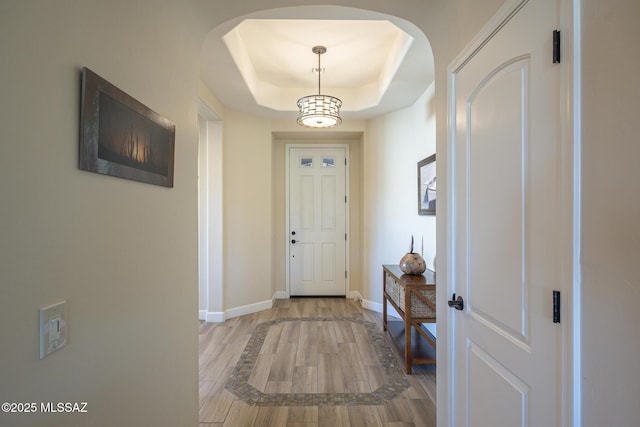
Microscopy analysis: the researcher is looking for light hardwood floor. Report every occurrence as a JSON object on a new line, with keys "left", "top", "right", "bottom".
{"left": 199, "top": 298, "right": 436, "bottom": 427}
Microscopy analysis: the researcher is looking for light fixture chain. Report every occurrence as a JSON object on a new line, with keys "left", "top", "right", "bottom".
{"left": 317, "top": 49, "right": 321, "bottom": 95}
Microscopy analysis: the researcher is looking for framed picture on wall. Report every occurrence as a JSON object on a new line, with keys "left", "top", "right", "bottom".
{"left": 79, "top": 67, "right": 175, "bottom": 187}
{"left": 418, "top": 154, "right": 436, "bottom": 215}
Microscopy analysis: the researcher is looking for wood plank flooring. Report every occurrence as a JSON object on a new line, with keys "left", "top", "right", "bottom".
{"left": 199, "top": 298, "right": 436, "bottom": 427}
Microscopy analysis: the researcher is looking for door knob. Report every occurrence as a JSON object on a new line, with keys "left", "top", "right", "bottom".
{"left": 291, "top": 239, "right": 297, "bottom": 244}
{"left": 448, "top": 293, "right": 464, "bottom": 311}
{"left": 291, "top": 231, "right": 296, "bottom": 235}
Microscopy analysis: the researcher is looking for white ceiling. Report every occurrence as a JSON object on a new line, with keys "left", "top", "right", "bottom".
{"left": 200, "top": 7, "right": 434, "bottom": 123}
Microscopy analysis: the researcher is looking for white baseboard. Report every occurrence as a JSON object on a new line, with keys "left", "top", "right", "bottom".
{"left": 200, "top": 299, "right": 273, "bottom": 323}
{"left": 362, "top": 298, "right": 401, "bottom": 319}
{"left": 206, "top": 311, "right": 225, "bottom": 323}
{"left": 274, "top": 291, "right": 290, "bottom": 299}
{"left": 362, "top": 298, "right": 381, "bottom": 313}
{"left": 225, "top": 299, "right": 272, "bottom": 320}
{"left": 346, "top": 290, "right": 362, "bottom": 301}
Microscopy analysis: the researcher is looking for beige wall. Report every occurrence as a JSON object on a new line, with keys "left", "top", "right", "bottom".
{"left": 222, "top": 110, "right": 274, "bottom": 309}
{"left": 363, "top": 84, "right": 437, "bottom": 305}
{"left": 0, "top": 1, "right": 204, "bottom": 426}
{"left": 581, "top": 0, "right": 640, "bottom": 425}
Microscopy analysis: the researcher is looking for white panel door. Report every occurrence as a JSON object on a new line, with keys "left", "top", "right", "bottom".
{"left": 449, "top": 0, "right": 563, "bottom": 425}
{"left": 289, "top": 147, "right": 346, "bottom": 296}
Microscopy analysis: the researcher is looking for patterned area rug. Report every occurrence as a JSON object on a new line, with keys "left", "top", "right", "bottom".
{"left": 225, "top": 316, "right": 409, "bottom": 406}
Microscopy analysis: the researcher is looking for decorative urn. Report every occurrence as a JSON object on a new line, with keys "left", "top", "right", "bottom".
{"left": 399, "top": 236, "right": 426, "bottom": 275}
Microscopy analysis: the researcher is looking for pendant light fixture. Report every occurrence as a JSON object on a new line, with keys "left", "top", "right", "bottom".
{"left": 296, "top": 45, "right": 342, "bottom": 128}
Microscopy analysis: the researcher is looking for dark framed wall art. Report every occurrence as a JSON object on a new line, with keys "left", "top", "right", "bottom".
{"left": 418, "top": 154, "right": 436, "bottom": 215}
{"left": 79, "top": 67, "right": 175, "bottom": 187}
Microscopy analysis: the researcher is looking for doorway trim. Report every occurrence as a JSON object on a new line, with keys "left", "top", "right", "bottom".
{"left": 442, "top": 0, "right": 580, "bottom": 426}
{"left": 284, "top": 143, "right": 351, "bottom": 298}
{"left": 197, "top": 99, "right": 224, "bottom": 322}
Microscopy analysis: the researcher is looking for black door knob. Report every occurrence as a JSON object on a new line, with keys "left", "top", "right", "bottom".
{"left": 448, "top": 293, "right": 464, "bottom": 311}
{"left": 291, "top": 239, "right": 297, "bottom": 244}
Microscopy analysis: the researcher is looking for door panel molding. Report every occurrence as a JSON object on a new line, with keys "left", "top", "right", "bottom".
{"left": 467, "top": 341, "right": 530, "bottom": 427}
{"left": 465, "top": 56, "right": 531, "bottom": 351}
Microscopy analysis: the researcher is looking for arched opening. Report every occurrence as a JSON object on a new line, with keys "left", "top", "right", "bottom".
{"left": 197, "top": 5, "right": 438, "bottom": 425}
{"left": 197, "top": 3, "right": 436, "bottom": 321}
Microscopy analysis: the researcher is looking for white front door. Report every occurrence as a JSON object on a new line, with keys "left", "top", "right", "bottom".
{"left": 288, "top": 146, "right": 347, "bottom": 296}
{"left": 448, "top": 0, "right": 564, "bottom": 425}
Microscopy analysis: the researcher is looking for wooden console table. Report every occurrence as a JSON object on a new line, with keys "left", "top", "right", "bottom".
{"left": 382, "top": 264, "right": 436, "bottom": 374}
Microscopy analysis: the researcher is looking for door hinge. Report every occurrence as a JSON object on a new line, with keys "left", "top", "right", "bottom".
{"left": 345, "top": 158, "right": 347, "bottom": 166}
{"left": 345, "top": 233, "right": 347, "bottom": 241}
{"left": 345, "top": 195, "right": 347, "bottom": 203}
{"left": 553, "top": 290, "right": 561, "bottom": 323}
{"left": 553, "top": 30, "right": 561, "bottom": 63}
{"left": 345, "top": 270, "right": 348, "bottom": 279}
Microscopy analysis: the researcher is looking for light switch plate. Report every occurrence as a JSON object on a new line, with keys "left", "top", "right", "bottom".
{"left": 39, "top": 301, "right": 67, "bottom": 359}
